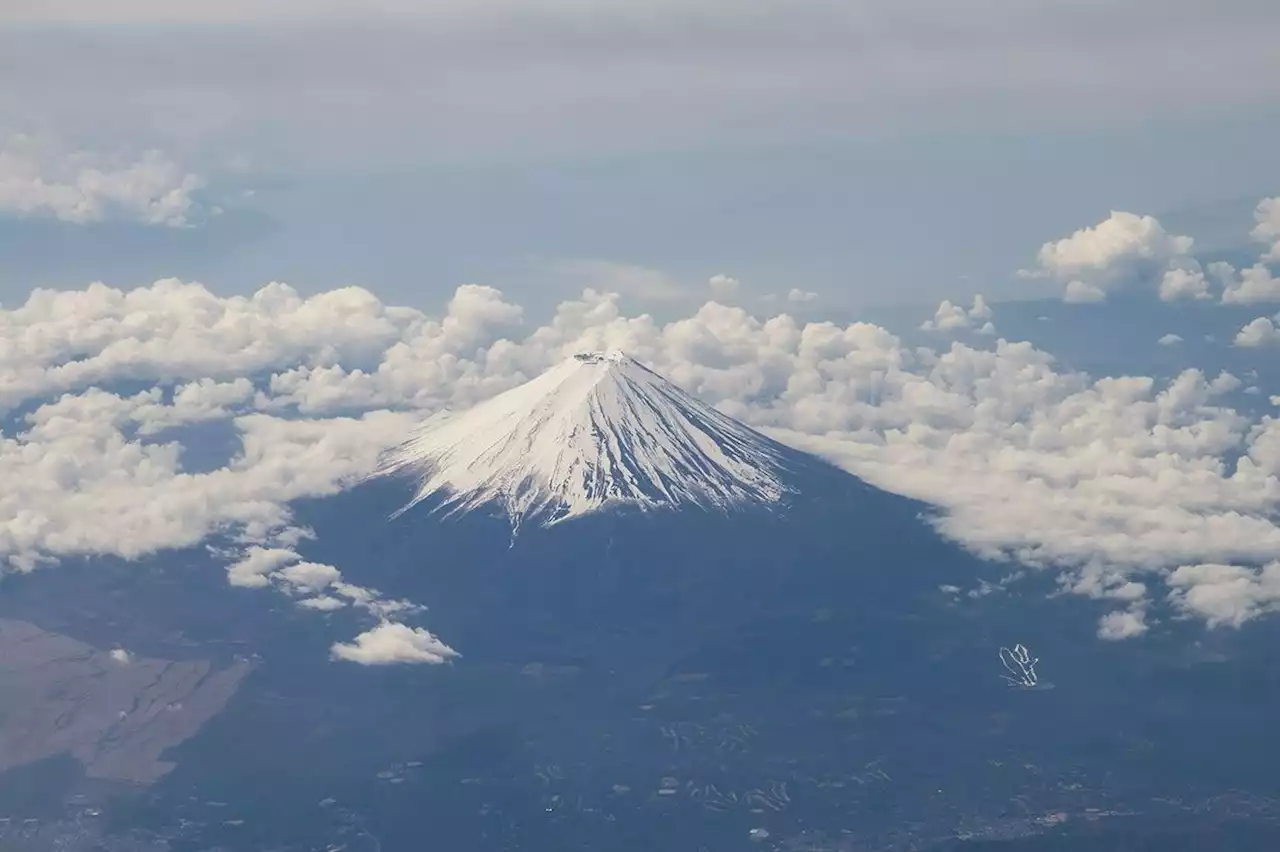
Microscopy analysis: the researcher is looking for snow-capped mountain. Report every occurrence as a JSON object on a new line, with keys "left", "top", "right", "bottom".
{"left": 12, "top": 356, "right": 1273, "bottom": 852}
{"left": 379, "top": 350, "right": 794, "bottom": 526}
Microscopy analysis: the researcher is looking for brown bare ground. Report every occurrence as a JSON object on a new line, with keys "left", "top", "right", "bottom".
{"left": 0, "top": 619, "right": 249, "bottom": 785}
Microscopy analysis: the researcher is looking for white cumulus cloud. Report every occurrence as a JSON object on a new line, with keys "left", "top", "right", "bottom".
{"left": 1023, "top": 210, "right": 1198, "bottom": 303}
{"left": 1252, "top": 197, "right": 1280, "bottom": 263}
{"left": 1159, "top": 267, "right": 1211, "bottom": 302}
{"left": 0, "top": 135, "right": 208, "bottom": 227}
{"left": 8, "top": 210, "right": 1280, "bottom": 656}
{"left": 920, "top": 294, "right": 994, "bottom": 334}
{"left": 1235, "top": 316, "right": 1280, "bottom": 348}
{"left": 1025, "top": 200, "right": 1280, "bottom": 305}
{"left": 1097, "top": 609, "right": 1149, "bottom": 641}
{"left": 1166, "top": 563, "right": 1280, "bottom": 628}
{"left": 1219, "top": 263, "right": 1280, "bottom": 305}
{"left": 330, "top": 621, "right": 460, "bottom": 666}
{"left": 708, "top": 275, "right": 740, "bottom": 300}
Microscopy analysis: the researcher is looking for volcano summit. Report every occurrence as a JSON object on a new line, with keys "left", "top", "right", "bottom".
{"left": 379, "top": 350, "right": 795, "bottom": 527}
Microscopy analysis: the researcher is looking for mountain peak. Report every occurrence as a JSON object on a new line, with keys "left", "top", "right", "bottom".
{"left": 570, "top": 349, "right": 628, "bottom": 365}
{"left": 378, "top": 352, "right": 794, "bottom": 527}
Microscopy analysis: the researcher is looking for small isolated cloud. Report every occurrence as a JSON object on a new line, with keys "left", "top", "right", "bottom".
{"left": 1158, "top": 333, "right": 1183, "bottom": 346}
{"left": 330, "top": 621, "right": 460, "bottom": 666}
{"left": 1063, "top": 280, "right": 1107, "bottom": 303}
{"left": 1026, "top": 199, "right": 1280, "bottom": 305}
{"left": 1023, "top": 210, "right": 1199, "bottom": 303}
{"left": 787, "top": 288, "right": 818, "bottom": 303}
{"left": 0, "top": 135, "right": 208, "bottom": 227}
{"left": 1097, "top": 609, "right": 1148, "bottom": 641}
{"left": 708, "top": 274, "right": 740, "bottom": 300}
{"left": 109, "top": 648, "right": 133, "bottom": 664}
{"left": 1234, "top": 317, "right": 1280, "bottom": 348}
{"left": 921, "top": 294, "right": 994, "bottom": 334}
{"left": 1252, "top": 197, "right": 1280, "bottom": 262}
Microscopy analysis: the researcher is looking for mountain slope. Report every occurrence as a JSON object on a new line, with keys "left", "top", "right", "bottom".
{"left": 379, "top": 350, "right": 794, "bottom": 527}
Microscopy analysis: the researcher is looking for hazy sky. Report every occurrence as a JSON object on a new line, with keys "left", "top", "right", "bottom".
{"left": 1, "top": 0, "right": 1278, "bottom": 314}
{"left": 7, "top": 0, "right": 1280, "bottom": 651}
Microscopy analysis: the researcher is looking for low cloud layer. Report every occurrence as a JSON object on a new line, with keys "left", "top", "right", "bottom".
{"left": 0, "top": 135, "right": 207, "bottom": 227}
{"left": 5, "top": 202, "right": 1280, "bottom": 657}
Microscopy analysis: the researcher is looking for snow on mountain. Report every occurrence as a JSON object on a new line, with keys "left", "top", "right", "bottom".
{"left": 378, "top": 350, "right": 794, "bottom": 527}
